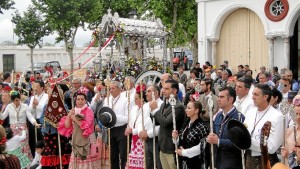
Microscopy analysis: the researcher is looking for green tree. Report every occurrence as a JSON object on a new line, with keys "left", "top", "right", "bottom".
{"left": 32, "top": 0, "right": 104, "bottom": 80}
{"left": 12, "top": 6, "right": 51, "bottom": 73}
{"left": 129, "top": 0, "right": 198, "bottom": 66}
{"left": 0, "top": 0, "right": 14, "bottom": 14}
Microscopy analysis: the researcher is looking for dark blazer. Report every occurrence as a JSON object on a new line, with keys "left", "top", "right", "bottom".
{"left": 153, "top": 98, "right": 185, "bottom": 154}
{"left": 213, "top": 107, "right": 245, "bottom": 169}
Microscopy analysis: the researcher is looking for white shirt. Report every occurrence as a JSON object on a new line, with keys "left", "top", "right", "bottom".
{"left": 128, "top": 105, "right": 145, "bottom": 135}
{"left": 179, "top": 83, "right": 186, "bottom": 97}
{"left": 244, "top": 106, "right": 283, "bottom": 156}
{"left": 31, "top": 152, "right": 42, "bottom": 169}
{"left": 211, "top": 72, "right": 217, "bottom": 81}
{"left": 233, "top": 94, "right": 254, "bottom": 116}
{"left": 103, "top": 94, "right": 128, "bottom": 127}
{"left": 6, "top": 130, "right": 26, "bottom": 151}
{"left": 1, "top": 103, "right": 36, "bottom": 125}
{"left": 139, "top": 98, "right": 164, "bottom": 138}
{"left": 121, "top": 88, "right": 136, "bottom": 110}
{"left": 27, "top": 92, "right": 49, "bottom": 119}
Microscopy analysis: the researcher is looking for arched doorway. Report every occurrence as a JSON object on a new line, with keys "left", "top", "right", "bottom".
{"left": 216, "top": 8, "right": 268, "bottom": 74}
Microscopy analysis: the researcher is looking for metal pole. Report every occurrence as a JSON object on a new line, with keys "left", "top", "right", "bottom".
{"left": 169, "top": 94, "right": 179, "bottom": 169}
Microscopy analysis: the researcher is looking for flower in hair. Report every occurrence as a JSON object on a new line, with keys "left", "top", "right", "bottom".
{"left": 293, "top": 98, "right": 300, "bottom": 106}
{"left": 136, "top": 84, "right": 146, "bottom": 93}
{"left": 77, "top": 87, "right": 89, "bottom": 95}
{"left": 192, "top": 93, "right": 200, "bottom": 101}
{"left": 2, "top": 86, "right": 12, "bottom": 92}
{"left": 10, "top": 90, "right": 19, "bottom": 96}
{"left": 0, "top": 137, "right": 7, "bottom": 145}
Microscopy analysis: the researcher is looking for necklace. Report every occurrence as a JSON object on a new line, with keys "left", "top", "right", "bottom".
{"left": 250, "top": 106, "right": 271, "bottom": 137}
{"left": 14, "top": 104, "right": 22, "bottom": 123}
{"left": 112, "top": 95, "right": 120, "bottom": 110}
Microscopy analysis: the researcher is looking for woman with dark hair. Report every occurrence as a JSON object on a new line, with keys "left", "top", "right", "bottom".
{"left": 0, "top": 91, "right": 39, "bottom": 161}
{"left": 172, "top": 101, "right": 209, "bottom": 169}
{"left": 0, "top": 125, "right": 21, "bottom": 169}
{"left": 39, "top": 88, "right": 71, "bottom": 168}
{"left": 124, "top": 88, "right": 147, "bottom": 169}
{"left": 58, "top": 87, "right": 101, "bottom": 169}
{"left": 270, "top": 88, "right": 283, "bottom": 109}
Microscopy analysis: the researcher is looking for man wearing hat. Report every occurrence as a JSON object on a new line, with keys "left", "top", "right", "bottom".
{"left": 207, "top": 86, "right": 245, "bottom": 169}
{"left": 244, "top": 84, "right": 283, "bottom": 168}
{"left": 102, "top": 81, "right": 128, "bottom": 169}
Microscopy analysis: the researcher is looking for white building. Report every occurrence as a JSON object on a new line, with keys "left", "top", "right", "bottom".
{"left": 197, "top": 0, "right": 300, "bottom": 77}
{"left": 0, "top": 45, "right": 166, "bottom": 73}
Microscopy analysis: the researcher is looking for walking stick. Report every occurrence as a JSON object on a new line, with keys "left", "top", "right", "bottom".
{"left": 140, "top": 82, "right": 146, "bottom": 169}
{"left": 32, "top": 84, "right": 38, "bottom": 143}
{"left": 280, "top": 99, "right": 289, "bottom": 164}
{"left": 152, "top": 91, "right": 156, "bottom": 169}
{"left": 207, "top": 97, "right": 215, "bottom": 169}
{"left": 58, "top": 133, "right": 63, "bottom": 169}
{"left": 126, "top": 78, "right": 131, "bottom": 169}
{"left": 169, "top": 94, "right": 179, "bottom": 169}
{"left": 105, "top": 74, "right": 111, "bottom": 169}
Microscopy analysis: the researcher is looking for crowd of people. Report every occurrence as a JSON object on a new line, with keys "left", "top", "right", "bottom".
{"left": 0, "top": 59, "right": 300, "bottom": 169}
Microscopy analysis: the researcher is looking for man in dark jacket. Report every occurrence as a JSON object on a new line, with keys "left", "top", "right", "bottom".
{"left": 151, "top": 79, "right": 185, "bottom": 169}
{"left": 207, "top": 86, "right": 245, "bottom": 169}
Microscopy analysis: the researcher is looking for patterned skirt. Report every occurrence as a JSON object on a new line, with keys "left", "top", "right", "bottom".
{"left": 10, "top": 123, "right": 32, "bottom": 161}
{"left": 129, "top": 134, "right": 144, "bottom": 169}
{"left": 7, "top": 147, "right": 31, "bottom": 168}
{"left": 68, "top": 134, "right": 102, "bottom": 169}
{"left": 41, "top": 133, "right": 71, "bottom": 169}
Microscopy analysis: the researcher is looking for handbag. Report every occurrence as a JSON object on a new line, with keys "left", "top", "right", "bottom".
{"left": 90, "top": 140, "right": 102, "bottom": 158}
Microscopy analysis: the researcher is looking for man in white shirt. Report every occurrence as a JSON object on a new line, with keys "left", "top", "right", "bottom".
{"left": 27, "top": 81, "right": 48, "bottom": 157}
{"left": 139, "top": 85, "right": 163, "bottom": 169}
{"left": 120, "top": 76, "right": 136, "bottom": 110}
{"left": 103, "top": 81, "right": 128, "bottom": 169}
{"left": 244, "top": 84, "right": 283, "bottom": 168}
{"left": 234, "top": 76, "right": 254, "bottom": 116}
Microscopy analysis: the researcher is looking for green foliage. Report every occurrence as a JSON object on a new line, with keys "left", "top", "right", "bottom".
{"left": 128, "top": 0, "right": 197, "bottom": 47}
{"left": 32, "top": 0, "right": 104, "bottom": 47}
{"left": 0, "top": 0, "right": 14, "bottom": 14}
{"left": 11, "top": 6, "right": 51, "bottom": 48}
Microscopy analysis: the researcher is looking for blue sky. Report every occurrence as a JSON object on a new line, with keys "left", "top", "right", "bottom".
{"left": 0, "top": 0, "right": 93, "bottom": 47}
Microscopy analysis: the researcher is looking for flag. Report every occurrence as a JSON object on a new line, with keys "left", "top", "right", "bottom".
{"left": 45, "top": 84, "right": 68, "bottom": 128}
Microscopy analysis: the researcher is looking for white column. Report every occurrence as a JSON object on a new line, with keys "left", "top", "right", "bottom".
{"left": 211, "top": 40, "right": 217, "bottom": 67}
{"left": 267, "top": 36, "right": 275, "bottom": 70}
{"left": 283, "top": 36, "right": 290, "bottom": 69}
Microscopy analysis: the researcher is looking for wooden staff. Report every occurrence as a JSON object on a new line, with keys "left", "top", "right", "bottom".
{"left": 11, "top": 69, "right": 14, "bottom": 88}
{"left": 152, "top": 91, "right": 157, "bottom": 169}
{"left": 207, "top": 97, "right": 215, "bottom": 169}
{"left": 169, "top": 93, "right": 179, "bottom": 169}
{"left": 280, "top": 99, "right": 289, "bottom": 164}
{"left": 140, "top": 82, "right": 146, "bottom": 169}
{"left": 104, "top": 73, "right": 111, "bottom": 169}
{"left": 58, "top": 133, "right": 63, "bottom": 169}
{"left": 32, "top": 83, "right": 38, "bottom": 143}
{"left": 126, "top": 78, "right": 131, "bottom": 169}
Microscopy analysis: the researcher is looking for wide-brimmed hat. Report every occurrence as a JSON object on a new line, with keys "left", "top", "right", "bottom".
{"left": 97, "top": 107, "right": 116, "bottom": 128}
{"left": 271, "top": 163, "right": 289, "bottom": 169}
{"left": 227, "top": 120, "right": 251, "bottom": 150}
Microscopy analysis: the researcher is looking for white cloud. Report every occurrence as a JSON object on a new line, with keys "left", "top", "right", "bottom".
{"left": 0, "top": 0, "right": 93, "bottom": 47}
{"left": 0, "top": 19, "right": 14, "bottom": 42}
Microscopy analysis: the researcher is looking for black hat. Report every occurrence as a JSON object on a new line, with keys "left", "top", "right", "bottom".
{"left": 97, "top": 107, "right": 116, "bottom": 128}
{"left": 227, "top": 120, "right": 251, "bottom": 150}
